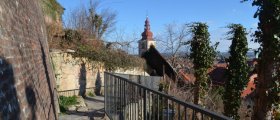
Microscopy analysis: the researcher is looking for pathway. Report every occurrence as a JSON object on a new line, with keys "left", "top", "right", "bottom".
{"left": 59, "top": 96, "right": 107, "bottom": 120}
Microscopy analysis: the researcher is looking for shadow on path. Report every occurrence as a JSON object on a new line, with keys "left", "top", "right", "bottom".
{"left": 87, "top": 108, "right": 105, "bottom": 120}
{"left": 63, "top": 108, "right": 105, "bottom": 120}
{"left": 59, "top": 96, "right": 105, "bottom": 120}
{"left": 84, "top": 96, "right": 104, "bottom": 103}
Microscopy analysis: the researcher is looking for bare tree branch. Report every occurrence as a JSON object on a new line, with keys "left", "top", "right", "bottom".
{"left": 65, "top": 0, "right": 116, "bottom": 41}
{"left": 158, "top": 23, "right": 190, "bottom": 67}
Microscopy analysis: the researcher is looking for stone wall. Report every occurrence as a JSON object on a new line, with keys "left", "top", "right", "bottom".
{"left": 50, "top": 51, "right": 104, "bottom": 93}
{"left": 0, "top": 0, "right": 57, "bottom": 119}
{"left": 50, "top": 51, "right": 146, "bottom": 95}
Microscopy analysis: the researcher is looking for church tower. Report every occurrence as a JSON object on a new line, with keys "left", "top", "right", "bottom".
{"left": 138, "top": 17, "right": 156, "bottom": 56}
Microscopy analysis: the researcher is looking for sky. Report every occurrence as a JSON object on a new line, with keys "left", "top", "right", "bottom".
{"left": 57, "top": 0, "right": 260, "bottom": 52}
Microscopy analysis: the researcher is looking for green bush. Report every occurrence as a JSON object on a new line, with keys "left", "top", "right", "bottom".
{"left": 87, "top": 92, "right": 95, "bottom": 97}
{"left": 59, "top": 96, "right": 78, "bottom": 113}
{"left": 63, "top": 29, "right": 82, "bottom": 44}
{"left": 71, "top": 43, "right": 145, "bottom": 70}
{"left": 56, "top": 29, "right": 145, "bottom": 70}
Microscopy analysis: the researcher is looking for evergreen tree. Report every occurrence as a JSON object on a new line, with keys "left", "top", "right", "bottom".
{"left": 189, "top": 23, "right": 215, "bottom": 105}
{"left": 248, "top": 0, "right": 280, "bottom": 119}
{"left": 223, "top": 24, "right": 248, "bottom": 119}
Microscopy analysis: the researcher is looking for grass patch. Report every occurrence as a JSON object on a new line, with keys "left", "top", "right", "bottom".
{"left": 87, "top": 92, "right": 95, "bottom": 97}
{"left": 59, "top": 96, "right": 78, "bottom": 113}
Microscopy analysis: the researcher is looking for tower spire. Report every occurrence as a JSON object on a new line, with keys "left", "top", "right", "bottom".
{"left": 138, "top": 17, "right": 156, "bottom": 56}
{"left": 145, "top": 16, "right": 150, "bottom": 30}
{"left": 141, "top": 17, "right": 153, "bottom": 40}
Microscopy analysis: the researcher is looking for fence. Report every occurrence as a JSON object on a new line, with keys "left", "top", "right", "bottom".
{"left": 57, "top": 87, "right": 97, "bottom": 97}
{"left": 104, "top": 72, "right": 231, "bottom": 120}
{"left": 114, "top": 73, "right": 162, "bottom": 90}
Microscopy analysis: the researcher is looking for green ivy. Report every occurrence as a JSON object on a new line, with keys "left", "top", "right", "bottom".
{"left": 59, "top": 29, "right": 145, "bottom": 70}
{"left": 188, "top": 22, "right": 216, "bottom": 105}
{"left": 41, "top": 0, "right": 64, "bottom": 20}
{"left": 243, "top": 0, "right": 280, "bottom": 119}
{"left": 223, "top": 24, "right": 249, "bottom": 120}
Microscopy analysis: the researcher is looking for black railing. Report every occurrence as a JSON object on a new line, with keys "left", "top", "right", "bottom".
{"left": 104, "top": 72, "right": 231, "bottom": 120}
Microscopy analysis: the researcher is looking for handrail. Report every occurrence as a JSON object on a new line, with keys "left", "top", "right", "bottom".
{"left": 57, "top": 87, "right": 102, "bottom": 97}
{"left": 104, "top": 72, "right": 231, "bottom": 120}
{"left": 57, "top": 87, "right": 98, "bottom": 93}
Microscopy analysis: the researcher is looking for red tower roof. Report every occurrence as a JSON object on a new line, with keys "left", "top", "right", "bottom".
{"left": 141, "top": 17, "right": 153, "bottom": 40}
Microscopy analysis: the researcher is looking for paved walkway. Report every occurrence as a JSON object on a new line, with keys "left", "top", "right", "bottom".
{"left": 59, "top": 96, "right": 107, "bottom": 120}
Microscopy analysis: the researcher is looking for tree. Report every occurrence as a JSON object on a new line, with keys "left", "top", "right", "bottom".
{"left": 87, "top": 3, "right": 116, "bottom": 40}
{"left": 106, "top": 29, "right": 140, "bottom": 54}
{"left": 223, "top": 24, "right": 249, "bottom": 119}
{"left": 189, "top": 22, "right": 215, "bottom": 105}
{"left": 65, "top": 0, "right": 116, "bottom": 41}
{"left": 158, "top": 23, "right": 189, "bottom": 67}
{"left": 246, "top": 0, "right": 280, "bottom": 119}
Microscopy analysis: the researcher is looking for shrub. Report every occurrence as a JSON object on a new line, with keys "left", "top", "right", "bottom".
{"left": 63, "top": 29, "right": 82, "bottom": 44}
{"left": 59, "top": 96, "right": 78, "bottom": 113}
{"left": 71, "top": 43, "right": 145, "bottom": 70}
{"left": 87, "top": 92, "right": 95, "bottom": 97}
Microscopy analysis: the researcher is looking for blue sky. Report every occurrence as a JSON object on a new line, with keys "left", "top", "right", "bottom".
{"left": 57, "top": 0, "right": 259, "bottom": 52}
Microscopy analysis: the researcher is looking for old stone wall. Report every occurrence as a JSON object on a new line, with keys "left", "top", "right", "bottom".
{"left": 0, "top": 0, "right": 57, "bottom": 119}
{"left": 50, "top": 51, "right": 147, "bottom": 95}
{"left": 50, "top": 51, "right": 104, "bottom": 93}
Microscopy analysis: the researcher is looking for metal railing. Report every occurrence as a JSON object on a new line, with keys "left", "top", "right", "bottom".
{"left": 104, "top": 72, "right": 231, "bottom": 120}
{"left": 114, "top": 73, "right": 162, "bottom": 90}
{"left": 57, "top": 87, "right": 96, "bottom": 97}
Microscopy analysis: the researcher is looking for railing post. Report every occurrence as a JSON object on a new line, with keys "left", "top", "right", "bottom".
{"left": 118, "top": 77, "right": 121, "bottom": 119}
{"left": 114, "top": 77, "right": 117, "bottom": 119}
{"left": 104, "top": 73, "right": 107, "bottom": 115}
{"left": 144, "top": 89, "right": 147, "bottom": 120}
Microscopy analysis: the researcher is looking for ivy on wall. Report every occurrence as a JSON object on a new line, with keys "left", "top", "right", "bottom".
{"left": 59, "top": 29, "right": 145, "bottom": 71}
{"left": 40, "top": 0, "right": 64, "bottom": 21}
